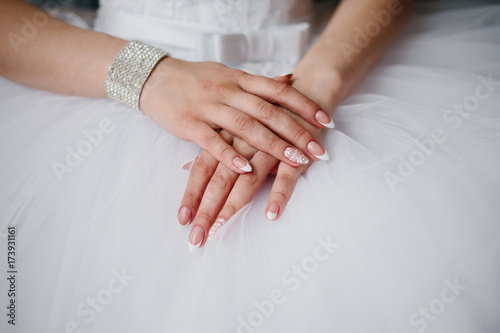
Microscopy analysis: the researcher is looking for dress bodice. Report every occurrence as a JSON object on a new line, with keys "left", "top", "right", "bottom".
{"left": 97, "top": 0, "right": 312, "bottom": 32}
{"left": 94, "top": 0, "right": 314, "bottom": 69}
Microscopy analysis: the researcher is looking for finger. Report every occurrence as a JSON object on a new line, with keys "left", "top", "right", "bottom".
{"left": 216, "top": 106, "right": 308, "bottom": 166}
{"left": 188, "top": 161, "right": 239, "bottom": 252}
{"left": 178, "top": 148, "right": 221, "bottom": 228}
{"left": 220, "top": 100, "right": 328, "bottom": 163}
{"left": 237, "top": 73, "right": 335, "bottom": 129}
{"left": 207, "top": 151, "right": 279, "bottom": 241}
{"left": 231, "top": 135, "right": 259, "bottom": 157}
{"left": 265, "top": 162, "right": 305, "bottom": 221}
{"left": 190, "top": 122, "right": 253, "bottom": 174}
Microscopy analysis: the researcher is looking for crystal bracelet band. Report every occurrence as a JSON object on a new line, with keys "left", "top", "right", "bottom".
{"left": 105, "top": 40, "right": 169, "bottom": 110}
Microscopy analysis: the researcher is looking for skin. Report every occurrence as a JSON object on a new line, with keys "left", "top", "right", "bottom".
{"left": 0, "top": 0, "right": 330, "bottom": 174}
{"left": 180, "top": 0, "right": 415, "bottom": 250}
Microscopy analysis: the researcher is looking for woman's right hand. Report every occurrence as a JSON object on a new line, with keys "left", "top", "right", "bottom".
{"left": 139, "top": 58, "right": 334, "bottom": 174}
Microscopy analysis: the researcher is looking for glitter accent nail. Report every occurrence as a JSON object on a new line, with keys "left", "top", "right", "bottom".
{"left": 208, "top": 218, "right": 227, "bottom": 241}
{"left": 284, "top": 147, "right": 309, "bottom": 164}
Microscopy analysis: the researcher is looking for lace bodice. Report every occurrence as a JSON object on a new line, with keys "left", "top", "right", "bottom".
{"left": 95, "top": 0, "right": 315, "bottom": 75}
{"left": 97, "top": 0, "right": 312, "bottom": 31}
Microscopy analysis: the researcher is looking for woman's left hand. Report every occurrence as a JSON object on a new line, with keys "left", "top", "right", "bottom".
{"left": 178, "top": 104, "right": 328, "bottom": 252}
{"left": 177, "top": 64, "right": 345, "bottom": 251}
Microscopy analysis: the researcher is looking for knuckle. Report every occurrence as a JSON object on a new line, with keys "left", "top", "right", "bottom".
{"left": 258, "top": 102, "right": 279, "bottom": 121}
{"left": 199, "top": 78, "right": 214, "bottom": 90}
{"left": 223, "top": 203, "right": 240, "bottom": 217}
{"left": 233, "top": 115, "right": 254, "bottom": 133}
{"left": 192, "top": 157, "right": 212, "bottom": 175}
{"left": 218, "top": 145, "right": 233, "bottom": 160}
{"left": 273, "top": 189, "right": 290, "bottom": 203}
{"left": 210, "top": 171, "right": 231, "bottom": 190}
{"left": 240, "top": 172, "right": 260, "bottom": 188}
{"left": 177, "top": 112, "right": 189, "bottom": 128}
{"left": 288, "top": 124, "right": 308, "bottom": 143}
{"left": 176, "top": 113, "right": 195, "bottom": 139}
{"left": 202, "top": 132, "right": 218, "bottom": 148}
{"left": 230, "top": 68, "right": 246, "bottom": 79}
{"left": 194, "top": 210, "right": 214, "bottom": 226}
{"left": 200, "top": 78, "right": 231, "bottom": 93}
{"left": 265, "top": 135, "right": 281, "bottom": 152}
{"left": 215, "top": 82, "right": 231, "bottom": 93}
{"left": 279, "top": 172, "right": 295, "bottom": 185}
{"left": 183, "top": 190, "right": 201, "bottom": 207}
{"left": 302, "top": 98, "right": 317, "bottom": 114}
{"left": 271, "top": 81, "right": 291, "bottom": 98}
{"left": 234, "top": 69, "right": 249, "bottom": 83}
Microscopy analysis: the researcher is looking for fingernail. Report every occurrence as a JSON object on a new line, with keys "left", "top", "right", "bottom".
{"left": 307, "top": 141, "right": 329, "bottom": 161}
{"left": 284, "top": 147, "right": 309, "bottom": 165}
{"left": 178, "top": 207, "right": 191, "bottom": 229}
{"left": 182, "top": 158, "right": 196, "bottom": 171}
{"left": 279, "top": 72, "right": 292, "bottom": 77}
{"left": 315, "top": 110, "right": 335, "bottom": 129}
{"left": 188, "top": 226, "right": 205, "bottom": 253}
{"left": 266, "top": 203, "right": 279, "bottom": 221}
{"left": 208, "top": 218, "right": 227, "bottom": 241}
{"left": 233, "top": 156, "right": 252, "bottom": 172}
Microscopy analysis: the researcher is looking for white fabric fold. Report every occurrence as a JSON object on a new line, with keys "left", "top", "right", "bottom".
{"left": 95, "top": 12, "right": 309, "bottom": 64}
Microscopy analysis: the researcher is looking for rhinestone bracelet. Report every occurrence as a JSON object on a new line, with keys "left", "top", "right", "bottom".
{"left": 105, "top": 40, "right": 169, "bottom": 110}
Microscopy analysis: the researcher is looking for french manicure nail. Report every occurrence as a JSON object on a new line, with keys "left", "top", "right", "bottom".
{"left": 284, "top": 147, "right": 309, "bottom": 165}
{"left": 188, "top": 226, "right": 205, "bottom": 253}
{"left": 233, "top": 156, "right": 252, "bottom": 172}
{"left": 208, "top": 218, "right": 227, "bottom": 241}
{"left": 315, "top": 110, "right": 335, "bottom": 129}
{"left": 178, "top": 207, "right": 191, "bottom": 229}
{"left": 266, "top": 203, "right": 279, "bottom": 221}
{"left": 182, "top": 158, "right": 196, "bottom": 171}
{"left": 307, "top": 141, "right": 329, "bottom": 161}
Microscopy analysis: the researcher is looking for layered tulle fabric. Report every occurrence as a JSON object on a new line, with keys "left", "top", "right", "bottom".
{"left": 1, "top": 3, "right": 500, "bottom": 333}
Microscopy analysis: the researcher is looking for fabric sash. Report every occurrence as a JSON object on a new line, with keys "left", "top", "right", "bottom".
{"left": 94, "top": 12, "right": 310, "bottom": 64}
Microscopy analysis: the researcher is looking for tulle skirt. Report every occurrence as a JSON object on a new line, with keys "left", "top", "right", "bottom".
{"left": 1, "top": 4, "right": 500, "bottom": 333}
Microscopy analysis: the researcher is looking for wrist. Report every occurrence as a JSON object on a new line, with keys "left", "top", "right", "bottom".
{"left": 106, "top": 40, "right": 169, "bottom": 110}
{"left": 139, "top": 56, "right": 185, "bottom": 117}
{"left": 292, "top": 59, "right": 345, "bottom": 113}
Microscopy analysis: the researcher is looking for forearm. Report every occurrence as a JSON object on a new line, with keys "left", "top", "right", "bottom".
{"left": 0, "top": 0, "right": 127, "bottom": 97}
{"left": 294, "top": 0, "right": 413, "bottom": 109}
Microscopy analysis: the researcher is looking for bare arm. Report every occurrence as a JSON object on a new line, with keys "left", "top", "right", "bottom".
{"left": 0, "top": 0, "right": 126, "bottom": 97}
{"left": 294, "top": 0, "right": 414, "bottom": 110}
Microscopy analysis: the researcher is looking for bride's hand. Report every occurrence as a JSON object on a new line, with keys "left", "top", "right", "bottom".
{"left": 177, "top": 69, "right": 342, "bottom": 251}
{"left": 178, "top": 109, "right": 327, "bottom": 251}
{"left": 139, "top": 58, "right": 333, "bottom": 174}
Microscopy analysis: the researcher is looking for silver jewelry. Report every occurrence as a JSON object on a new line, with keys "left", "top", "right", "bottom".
{"left": 105, "top": 40, "right": 169, "bottom": 110}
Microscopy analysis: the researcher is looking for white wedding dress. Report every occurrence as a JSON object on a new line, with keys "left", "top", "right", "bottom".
{"left": 1, "top": 1, "right": 500, "bottom": 332}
